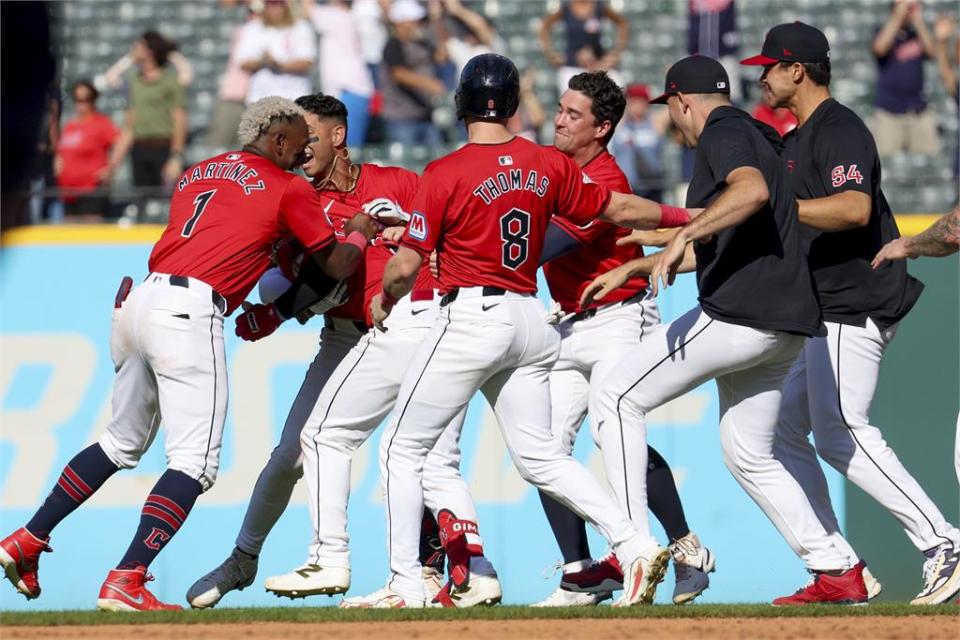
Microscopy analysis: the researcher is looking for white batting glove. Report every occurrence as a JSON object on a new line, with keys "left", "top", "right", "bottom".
{"left": 362, "top": 198, "right": 410, "bottom": 225}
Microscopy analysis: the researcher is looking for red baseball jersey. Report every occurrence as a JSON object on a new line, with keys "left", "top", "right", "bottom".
{"left": 149, "top": 151, "right": 336, "bottom": 314}
{"left": 317, "top": 164, "right": 435, "bottom": 325}
{"left": 543, "top": 150, "right": 650, "bottom": 313}
{"left": 401, "top": 137, "right": 611, "bottom": 293}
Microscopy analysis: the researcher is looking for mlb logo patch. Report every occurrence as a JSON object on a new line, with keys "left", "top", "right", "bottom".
{"left": 498, "top": 155, "right": 513, "bottom": 166}
{"left": 226, "top": 153, "right": 241, "bottom": 160}
{"left": 581, "top": 172, "right": 594, "bottom": 184}
{"left": 409, "top": 211, "right": 428, "bottom": 241}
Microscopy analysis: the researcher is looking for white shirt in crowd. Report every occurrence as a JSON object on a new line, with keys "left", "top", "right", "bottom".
{"left": 309, "top": 4, "right": 374, "bottom": 99}
{"left": 235, "top": 18, "right": 317, "bottom": 104}
{"left": 351, "top": 0, "right": 388, "bottom": 66}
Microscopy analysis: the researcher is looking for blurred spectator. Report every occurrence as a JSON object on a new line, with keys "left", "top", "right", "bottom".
{"left": 751, "top": 103, "right": 797, "bottom": 137}
{"left": 236, "top": 0, "right": 316, "bottom": 103}
{"left": 205, "top": 2, "right": 260, "bottom": 149}
{"left": 507, "top": 68, "right": 547, "bottom": 142}
{"left": 97, "top": 33, "right": 193, "bottom": 90}
{"left": 539, "top": 0, "right": 629, "bottom": 95}
{"left": 688, "top": 0, "right": 741, "bottom": 103}
{"left": 353, "top": 0, "right": 390, "bottom": 89}
{"left": 26, "top": 87, "right": 62, "bottom": 224}
{"left": 933, "top": 13, "right": 958, "bottom": 179}
{"left": 431, "top": 0, "right": 502, "bottom": 80}
{"left": 303, "top": 0, "right": 375, "bottom": 146}
{"left": 872, "top": 0, "right": 939, "bottom": 156}
{"left": 381, "top": 0, "right": 447, "bottom": 145}
{"left": 105, "top": 31, "right": 188, "bottom": 193}
{"left": 610, "top": 83, "right": 669, "bottom": 200}
{"left": 55, "top": 80, "right": 119, "bottom": 221}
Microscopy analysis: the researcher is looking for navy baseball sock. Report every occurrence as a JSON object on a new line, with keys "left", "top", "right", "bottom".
{"left": 538, "top": 490, "right": 591, "bottom": 565}
{"left": 117, "top": 469, "right": 202, "bottom": 570}
{"left": 25, "top": 444, "right": 120, "bottom": 539}
{"left": 646, "top": 446, "right": 690, "bottom": 542}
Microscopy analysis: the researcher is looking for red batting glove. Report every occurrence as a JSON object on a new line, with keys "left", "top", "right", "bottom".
{"left": 235, "top": 303, "right": 285, "bottom": 341}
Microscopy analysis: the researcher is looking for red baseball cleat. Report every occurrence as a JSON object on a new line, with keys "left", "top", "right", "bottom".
{"left": 0, "top": 527, "right": 52, "bottom": 599}
{"left": 773, "top": 564, "right": 868, "bottom": 606}
{"left": 96, "top": 566, "right": 183, "bottom": 611}
{"left": 562, "top": 553, "right": 624, "bottom": 594}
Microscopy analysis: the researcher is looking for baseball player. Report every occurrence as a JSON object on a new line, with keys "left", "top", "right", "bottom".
{"left": 186, "top": 94, "right": 456, "bottom": 607}
{"left": 0, "top": 97, "right": 378, "bottom": 611}
{"left": 238, "top": 99, "right": 495, "bottom": 607}
{"left": 348, "top": 53, "right": 694, "bottom": 609}
{"left": 532, "top": 70, "right": 714, "bottom": 607}
{"left": 741, "top": 23, "right": 960, "bottom": 605}
{"left": 587, "top": 54, "right": 872, "bottom": 605}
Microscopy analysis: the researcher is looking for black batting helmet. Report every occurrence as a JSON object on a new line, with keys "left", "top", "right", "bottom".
{"left": 454, "top": 53, "right": 520, "bottom": 120}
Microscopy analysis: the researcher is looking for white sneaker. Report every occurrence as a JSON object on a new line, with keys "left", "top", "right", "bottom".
{"left": 614, "top": 545, "right": 670, "bottom": 607}
{"left": 862, "top": 565, "right": 882, "bottom": 600}
{"left": 669, "top": 532, "right": 715, "bottom": 604}
{"left": 911, "top": 544, "right": 960, "bottom": 605}
{"left": 263, "top": 564, "right": 350, "bottom": 598}
{"left": 340, "top": 585, "right": 425, "bottom": 608}
{"left": 422, "top": 566, "right": 444, "bottom": 604}
{"left": 532, "top": 586, "right": 611, "bottom": 607}
{"left": 434, "top": 556, "right": 502, "bottom": 608}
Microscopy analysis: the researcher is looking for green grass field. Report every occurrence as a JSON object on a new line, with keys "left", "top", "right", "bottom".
{"left": 1, "top": 603, "right": 956, "bottom": 626}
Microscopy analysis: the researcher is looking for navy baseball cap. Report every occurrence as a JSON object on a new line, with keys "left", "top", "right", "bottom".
{"left": 649, "top": 55, "right": 731, "bottom": 105}
{"left": 740, "top": 21, "right": 830, "bottom": 66}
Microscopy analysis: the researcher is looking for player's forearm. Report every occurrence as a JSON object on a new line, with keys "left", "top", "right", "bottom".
{"left": 910, "top": 209, "right": 960, "bottom": 257}
{"left": 382, "top": 248, "right": 422, "bottom": 299}
{"left": 797, "top": 191, "right": 871, "bottom": 231}
{"left": 678, "top": 170, "right": 768, "bottom": 243}
{"left": 316, "top": 242, "right": 363, "bottom": 281}
{"left": 273, "top": 259, "right": 340, "bottom": 318}
{"left": 600, "top": 192, "right": 672, "bottom": 230}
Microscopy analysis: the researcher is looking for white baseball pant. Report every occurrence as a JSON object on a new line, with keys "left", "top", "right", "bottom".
{"left": 99, "top": 274, "right": 227, "bottom": 491}
{"left": 234, "top": 322, "right": 361, "bottom": 555}
{"left": 381, "top": 288, "right": 653, "bottom": 602}
{"left": 550, "top": 293, "right": 661, "bottom": 456}
{"left": 300, "top": 293, "right": 473, "bottom": 568}
{"left": 774, "top": 319, "right": 960, "bottom": 562}
{"left": 591, "top": 305, "right": 852, "bottom": 572}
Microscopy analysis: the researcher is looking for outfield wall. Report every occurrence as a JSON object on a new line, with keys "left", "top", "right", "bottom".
{"left": 0, "top": 219, "right": 952, "bottom": 609}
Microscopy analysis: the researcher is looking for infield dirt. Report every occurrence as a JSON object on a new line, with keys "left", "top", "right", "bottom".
{"left": 5, "top": 615, "right": 958, "bottom": 640}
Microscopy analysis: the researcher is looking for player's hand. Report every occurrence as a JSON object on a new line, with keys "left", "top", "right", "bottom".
{"left": 235, "top": 302, "right": 285, "bottom": 341}
{"left": 380, "top": 225, "right": 406, "bottom": 243}
{"left": 579, "top": 263, "right": 632, "bottom": 309}
{"left": 616, "top": 228, "right": 679, "bottom": 248}
{"left": 429, "top": 250, "right": 440, "bottom": 279}
{"left": 162, "top": 156, "right": 183, "bottom": 185}
{"left": 649, "top": 234, "right": 688, "bottom": 297}
{"left": 344, "top": 212, "right": 381, "bottom": 240}
{"left": 362, "top": 198, "right": 411, "bottom": 226}
{"left": 871, "top": 237, "right": 915, "bottom": 269}
{"left": 370, "top": 294, "right": 392, "bottom": 332}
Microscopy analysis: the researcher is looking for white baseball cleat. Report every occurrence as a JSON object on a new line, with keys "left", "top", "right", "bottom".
{"left": 263, "top": 564, "right": 350, "bottom": 598}
{"left": 433, "top": 557, "right": 502, "bottom": 608}
{"left": 911, "top": 544, "right": 960, "bottom": 605}
{"left": 861, "top": 564, "right": 882, "bottom": 600}
{"left": 339, "top": 585, "right": 425, "bottom": 608}
{"left": 422, "top": 566, "right": 444, "bottom": 606}
{"left": 532, "top": 586, "right": 611, "bottom": 607}
{"left": 669, "top": 532, "right": 716, "bottom": 604}
{"left": 614, "top": 545, "right": 671, "bottom": 607}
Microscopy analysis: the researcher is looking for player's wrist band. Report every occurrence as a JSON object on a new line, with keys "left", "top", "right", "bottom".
{"left": 345, "top": 231, "right": 368, "bottom": 253}
{"left": 658, "top": 204, "right": 691, "bottom": 228}
{"left": 381, "top": 288, "right": 400, "bottom": 309}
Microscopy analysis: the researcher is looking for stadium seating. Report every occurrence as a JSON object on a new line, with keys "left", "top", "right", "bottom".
{"left": 50, "top": 0, "right": 958, "bottom": 219}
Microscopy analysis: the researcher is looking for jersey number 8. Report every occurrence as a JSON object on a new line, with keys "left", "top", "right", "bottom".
{"left": 500, "top": 208, "right": 530, "bottom": 270}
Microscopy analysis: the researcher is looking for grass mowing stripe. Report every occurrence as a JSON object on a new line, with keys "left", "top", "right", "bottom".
{"left": 1, "top": 603, "right": 957, "bottom": 626}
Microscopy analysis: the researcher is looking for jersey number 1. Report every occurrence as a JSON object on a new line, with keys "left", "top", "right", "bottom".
{"left": 500, "top": 208, "right": 530, "bottom": 270}
{"left": 181, "top": 189, "right": 217, "bottom": 238}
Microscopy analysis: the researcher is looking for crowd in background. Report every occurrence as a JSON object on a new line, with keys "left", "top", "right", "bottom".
{"left": 16, "top": 0, "right": 960, "bottom": 225}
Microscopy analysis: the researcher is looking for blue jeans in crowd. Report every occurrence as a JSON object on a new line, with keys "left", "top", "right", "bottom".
{"left": 386, "top": 119, "right": 442, "bottom": 146}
